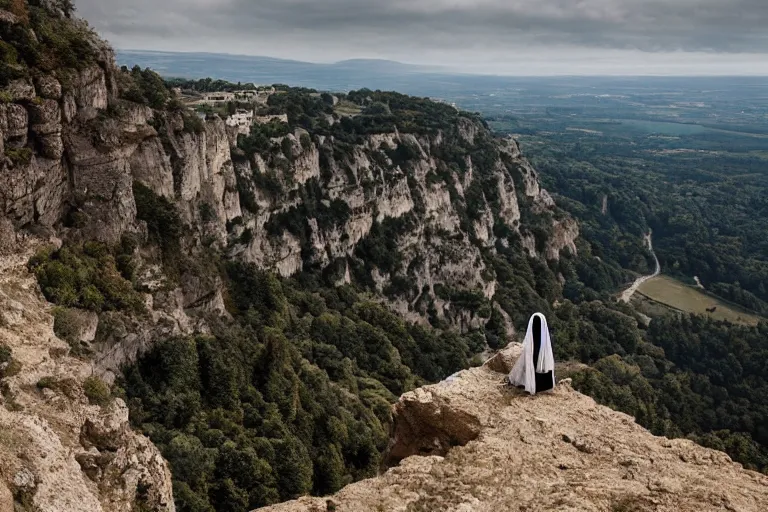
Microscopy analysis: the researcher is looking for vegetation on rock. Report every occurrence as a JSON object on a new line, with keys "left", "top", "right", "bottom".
{"left": 0, "top": 0, "right": 96, "bottom": 85}
{"left": 119, "top": 261, "right": 487, "bottom": 510}
{"left": 29, "top": 242, "right": 144, "bottom": 313}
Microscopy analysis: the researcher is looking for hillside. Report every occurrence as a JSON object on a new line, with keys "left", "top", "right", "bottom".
{"left": 260, "top": 345, "right": 768, "bottom": 512}
{"left": 0, "top": 232, "right": 173, "bottom": 511}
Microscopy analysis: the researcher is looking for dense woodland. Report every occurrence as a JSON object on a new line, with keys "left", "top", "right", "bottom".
{"left": 491, "top": 113, "right": 768, "bottom": 314}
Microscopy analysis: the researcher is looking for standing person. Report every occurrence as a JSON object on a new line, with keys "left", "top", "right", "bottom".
{"left": 508, "top": 313, "right": 555, "bottom": 394}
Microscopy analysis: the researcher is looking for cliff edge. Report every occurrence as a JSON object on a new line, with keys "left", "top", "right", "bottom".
{"left": 258, "top": 345, "right": 768, "bottom": 512}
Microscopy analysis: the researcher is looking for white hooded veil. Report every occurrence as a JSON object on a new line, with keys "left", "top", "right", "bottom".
{"left": 508, "top": 312, "right": 555, "bottom": 394}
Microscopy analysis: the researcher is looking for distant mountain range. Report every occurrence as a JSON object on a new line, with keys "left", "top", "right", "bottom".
{"left": 116, "top": 50, "right": 456, "bottom": 94}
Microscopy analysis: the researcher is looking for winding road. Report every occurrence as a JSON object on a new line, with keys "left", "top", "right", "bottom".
{"left": 619, "top": 231, "right": 661, "bottom": 303}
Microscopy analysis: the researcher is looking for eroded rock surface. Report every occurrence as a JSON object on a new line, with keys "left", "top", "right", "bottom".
{"left": 0, "top": 237, "right": 174, "bottom": 512}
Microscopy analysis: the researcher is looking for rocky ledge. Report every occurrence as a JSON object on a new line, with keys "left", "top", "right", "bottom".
{"left": 257, "top": 345, "right": 768, "bottom": 512}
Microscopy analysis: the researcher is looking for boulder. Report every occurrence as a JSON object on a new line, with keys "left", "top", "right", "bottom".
{"left": 483, "top": 342, "right": 523, "bottom": 374}
{"left": 383, "top": 382, "right": 482, "bottom": 467}
{"left": 80, "top": 399, "right": 130, "bottom": 451}
{"left": 5, "top": 103, "right": 28, "bottom": 140}
{"left": 7, "top": 79, "right": 36, "bottom": 102}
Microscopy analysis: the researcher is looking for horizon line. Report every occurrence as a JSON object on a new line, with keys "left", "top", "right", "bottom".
{"left": 115, "top": 48, "right": 768, "bottom": 79}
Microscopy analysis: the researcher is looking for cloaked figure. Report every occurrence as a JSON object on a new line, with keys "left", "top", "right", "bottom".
{"left": 508, "top": 312, "right": 555, "bottom": 394}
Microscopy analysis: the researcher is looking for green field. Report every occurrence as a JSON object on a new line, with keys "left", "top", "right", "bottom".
{"left": 334, "top": 100, "right": 362, "bottom": 116}
{"left": 637, "top": 275, "right": 763, "bottom": 326}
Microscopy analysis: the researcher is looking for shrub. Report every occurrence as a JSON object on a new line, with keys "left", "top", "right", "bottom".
{"left": 53, "top": 307, "right": 83, "bottom": 342}
{"left": 83, "top": 375, "right": 111, "bottom": 406}
{"left": 300, "top": 133, "right": 312, "bottom": 150}
{"left": 7, "top": 0, "right": 29, "bottom": 24}
{"left": 37, "top": 376, "right": 57, "bottom": 390}
{"left": 30, "top": 244, "right": 145, "bottom": 313}
{"left": 1, "top": 359, "right": 22, "bottom": 378}
{"left": 240, "top": 228, "right": 254, "bottom": 245}
{"left": 132, "top": 181, "right": 183, "bottom": 258}
{"left": 182, "top": 111, "right": 205, "bottom": 134}
{"left": 6, "top": 147, "right": 33, "bottom": 166}
{"left": 133, "top": 182, "right": 182, "bottom": 241}
{"left": 29, "top": 5, "right": 98, "bottom": 72}
{"left": 125, "top": 66, "right": 169, "bottom": 109}
{"left": 121, "top": 86, "right": 145, "bottom": 104}
{"left": 281, "top": 137, "right": 294, "bottom": 161}
{"left": 199, "top": 203, "right": 215, "bottom": 223}
{"left": 0, "top": 343, "right": 11, "bottom": 364}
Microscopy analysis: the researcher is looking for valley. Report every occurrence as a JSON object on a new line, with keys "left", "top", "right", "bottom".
{"left": 0, "top": 3, "right": 767, "bottom": 510}
{"left": 619, "top": 231, "right": 659, "bottom": 304}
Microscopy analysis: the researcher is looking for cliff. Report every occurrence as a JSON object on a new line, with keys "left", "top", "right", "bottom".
{"left": 0, "top": 2, "right": 578, "bottom": 375}
{"left": 258, "top": 344, "right": 768, "bottom": 512}
{"left": 0, "top": 229, "right": 174, "bottom": 512}
{"left": 2, "top": 5, "right": 767, "bottom": 512}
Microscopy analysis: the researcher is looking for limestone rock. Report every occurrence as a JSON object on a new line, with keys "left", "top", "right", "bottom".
{"left": 6, "top": 78, "right": 36, "bottom": 102}
{"left": 483, "top": 342, "right": 523, "bottom": 374}
{"left": 0, "top": 240, "right": 175, "bottom": 512}
{"left": 72, "top": 66, "right": 109, "bottom": 111}
{"left": 35, "top": 75, "right": 63, "bottom": 100}
{"left": 0, "top": 217, "right": 17, "bottom": 256}
{"left": 5, "top": 103, "right": 28, "bottom": 141}
{"left": 547, "top": 217, "right": 580, "bottom": 260}
{"left": 383, "top": 377, "right": 483, "bottom": 467}
{"left": 80, "top": 400, "right": 130, "bottom": 451}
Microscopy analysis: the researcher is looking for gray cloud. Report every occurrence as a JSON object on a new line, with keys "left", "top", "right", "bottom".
{"left": 74, "top": 0, "right": 768, "bottom": 74}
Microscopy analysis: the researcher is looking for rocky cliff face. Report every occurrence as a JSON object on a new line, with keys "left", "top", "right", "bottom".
{"left": 1, "top": 0, "right": 577, "bottom": 370}
{"left": 0, "top": 230, "right": 174, "bottom": 512}
{"left": 259, "top": 344, "right": 768, "bottom": 512}
{"left": 223, "top": 124, "right": 577, "bottom": 333}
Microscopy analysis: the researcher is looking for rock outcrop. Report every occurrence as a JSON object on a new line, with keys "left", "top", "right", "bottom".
{"left": 258, "top": 344, "right": 768, "bottom": 512}
{"left": 0, "top": 235, "right": 174, "bottom": 512}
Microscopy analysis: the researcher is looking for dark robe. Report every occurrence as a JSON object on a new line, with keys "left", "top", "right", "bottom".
{"left": 531, "top": 316, "right": 555, "bottom": 393}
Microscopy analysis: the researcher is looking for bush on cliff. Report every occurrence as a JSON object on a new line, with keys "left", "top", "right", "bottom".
{"left": 0, "top": 0, "right": 98, "bottom": 84}
{"left": 29, "top": 242, "right": 144, "bottom": 313}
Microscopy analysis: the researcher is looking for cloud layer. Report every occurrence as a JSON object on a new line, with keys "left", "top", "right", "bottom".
{"left": 75, "top": 0, "right": 768, "bottom": 74}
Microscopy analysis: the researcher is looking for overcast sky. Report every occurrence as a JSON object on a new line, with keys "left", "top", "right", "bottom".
{"left": 76, "top": 0, "right": 768, "bottom": 75}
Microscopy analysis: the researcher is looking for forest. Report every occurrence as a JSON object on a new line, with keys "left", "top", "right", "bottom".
{"left": 487, "top": 99, "right": 768, "bottom": 315}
